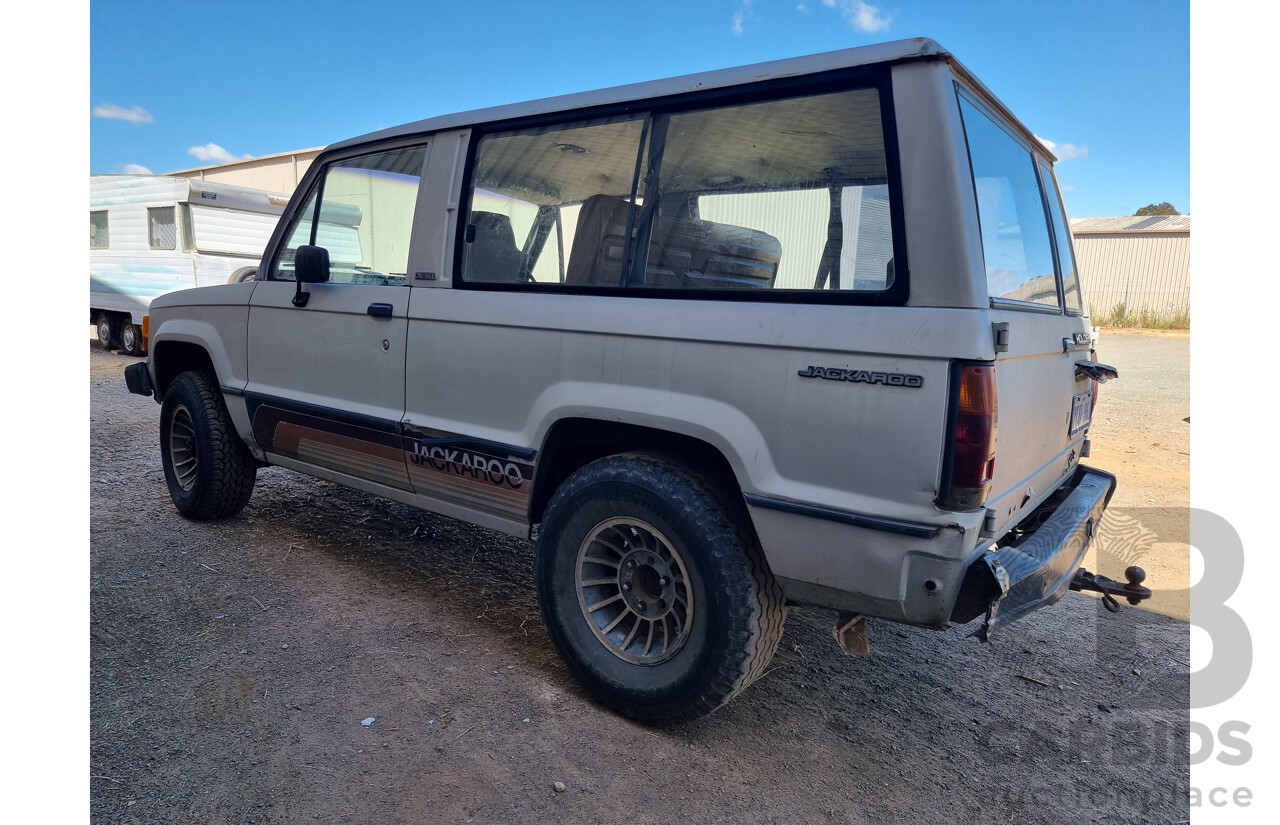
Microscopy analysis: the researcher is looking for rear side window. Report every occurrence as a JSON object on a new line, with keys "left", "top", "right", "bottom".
{"left": 1038, "top": 162, "right": 1084, "bottom": 314}
{"left": 958, "top": 94, "right": 1060, "bottom": 309}
{"left": 642, "top": 88, "right": 894, "bottom": 292}
{"left": 460, "top": 82, "right": 901, "bottom": 299}
{"left": 90, "top": 210, "right": 109, "bottom": 249}
{"left": 148, "top": 206, "right": 177, "bottom": 250}
{"left": 464, "top": 115, "right": 647, "bottom": 286}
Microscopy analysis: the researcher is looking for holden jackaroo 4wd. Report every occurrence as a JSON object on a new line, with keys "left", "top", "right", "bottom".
{"left": 125, "top": 38, "right": 1145, "bottom": 723}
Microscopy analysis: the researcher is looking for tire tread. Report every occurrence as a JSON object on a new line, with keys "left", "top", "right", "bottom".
{"left": 537, "top": 451, "right": 785, "bottom": 724}
{"left": 161, "top": 371, "right": 256, "bottom": 520}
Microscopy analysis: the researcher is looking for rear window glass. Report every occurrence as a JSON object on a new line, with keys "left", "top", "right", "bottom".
{"left": 959, "top": 94, "right": 1060, "bottom": 309}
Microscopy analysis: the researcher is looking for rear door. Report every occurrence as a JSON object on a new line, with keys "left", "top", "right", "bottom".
{"left": 957, "top": 91, "right": 1094, "bottom": 537}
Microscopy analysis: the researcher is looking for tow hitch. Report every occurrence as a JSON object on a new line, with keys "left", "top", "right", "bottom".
{"left": 1069, "top": 566, "right": 1152, "bottom": 613}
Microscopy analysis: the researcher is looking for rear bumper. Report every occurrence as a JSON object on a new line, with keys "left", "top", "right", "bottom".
{"left": 951, "top": 465, "right": 1117, "bottom": 636}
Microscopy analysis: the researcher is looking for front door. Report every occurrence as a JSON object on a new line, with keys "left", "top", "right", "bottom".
{"left": 245, "top": 143, "right": 429, "bottom": 491}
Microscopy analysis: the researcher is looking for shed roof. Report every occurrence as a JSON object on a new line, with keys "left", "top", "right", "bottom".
{"left": 1070, "top": 215, "right": 1190, "bottom": 234}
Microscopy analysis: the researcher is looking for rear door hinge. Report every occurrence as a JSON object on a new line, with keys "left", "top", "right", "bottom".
{"left": 992, "top": 322, "right": 1010, "bottom": 354}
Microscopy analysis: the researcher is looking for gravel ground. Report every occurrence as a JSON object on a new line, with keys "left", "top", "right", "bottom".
{"left": 90, "top": 335, "right": 1190, "bottom": 824}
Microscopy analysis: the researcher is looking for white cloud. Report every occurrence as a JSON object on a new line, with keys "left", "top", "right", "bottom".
{"left": 120, "top": 163, "right": 153, "bottom": 175}
{"left": 732, "top": 0, "right": 751, "bottom": 35}
{"left": 826, "top": 1, "right": 890, "bottom": 33}
{"left": 1035, "top": 135, "right": 1089, "bottom": 161}
{"left": 187, "top": 142, "right": 252, "bottom": 164}
{"left": 1061, "top": 184, "right": 1078, "bottom": 195}
{"left": 92, "top": 104, "right": 153, "bottom": 124}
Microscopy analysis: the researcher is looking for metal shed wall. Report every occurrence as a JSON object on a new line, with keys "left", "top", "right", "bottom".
{"left": 1072, "top": 221, "right": 1189, "bottom": 318}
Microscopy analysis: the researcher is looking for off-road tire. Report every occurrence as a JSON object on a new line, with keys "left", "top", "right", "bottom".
{"left": 119, "top": 321, "right": 144, "bottom": 357}
{"left": 536, "top": 452, "right": 786, "bottom": 724}
{"left": 160, "top": 371, "right": 256, "bottom": 520}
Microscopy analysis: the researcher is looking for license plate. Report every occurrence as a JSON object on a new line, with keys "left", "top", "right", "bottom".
{"left": 1068, "top": 390, "right": 1093, "bottom": 436}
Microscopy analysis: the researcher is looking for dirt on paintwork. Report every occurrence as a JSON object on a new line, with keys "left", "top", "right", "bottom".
{"left": 90, "top": 332, "right": 1190, "bottom": 825}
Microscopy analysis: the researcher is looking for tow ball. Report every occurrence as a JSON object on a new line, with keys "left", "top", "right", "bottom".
{"left": 1070, "top": 566, "right": 1152, "bottom": 613}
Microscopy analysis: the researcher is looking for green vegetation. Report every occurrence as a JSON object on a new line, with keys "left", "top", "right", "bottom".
{"left": 1133, "top": 202, "right": 1180, "bottom": 216}
{"left": 1098, "top": 301, "right": 1190, "bottom": 330}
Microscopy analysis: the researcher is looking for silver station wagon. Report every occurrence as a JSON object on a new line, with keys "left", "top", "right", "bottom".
{"left": 126, "top": 37, "right": 1144, "bottom": 723}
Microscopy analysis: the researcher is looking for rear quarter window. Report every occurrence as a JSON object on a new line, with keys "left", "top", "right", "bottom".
{"left": 958, "top": 93, "right": 1060, "bottom": 310}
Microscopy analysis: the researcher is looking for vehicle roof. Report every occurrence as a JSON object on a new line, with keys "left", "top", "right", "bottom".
{"left": 329, "top": 37, "right": 1041, "bottom": 158}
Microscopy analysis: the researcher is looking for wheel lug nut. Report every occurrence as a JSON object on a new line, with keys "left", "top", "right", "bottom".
{"left": 622, "top": 582, "right": 631, "bottom": 591}
{"left": 657, "top": 598, "right": 666, "bottom": 609}
{"left": 659, "top": 577, "right": 669, "bottom": 586}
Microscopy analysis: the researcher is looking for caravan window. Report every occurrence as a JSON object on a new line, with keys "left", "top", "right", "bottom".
{"left": 269, "top": 145, "right": 427, "bottom": 286}
{"left": 148, "top": 207, "right": 177, "bottom": 250}
{"left": 90, "top": 211, "right": 109, "bottom": 249}
{"left": 180, "top": 204, "right": 195, "bottom": 252}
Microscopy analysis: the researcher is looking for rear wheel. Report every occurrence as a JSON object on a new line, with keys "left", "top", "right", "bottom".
{"left": 95, "top": 314, "right": 117, "bottom": 350}
{"left": 536, "top": 452, "right": 786, "bottom": 724}
{"left": 119, "top": 321, "right": 143, "bottom": 356}
{"left": 160, "top": 371, "right": 256, "bottom": 519}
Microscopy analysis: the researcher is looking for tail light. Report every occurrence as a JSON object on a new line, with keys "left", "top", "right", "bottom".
{"left": 941, "top": 363, "right": 998, "bottom": 510}
{"left": 141, "top": 314, "right": 150, "bottom": 354}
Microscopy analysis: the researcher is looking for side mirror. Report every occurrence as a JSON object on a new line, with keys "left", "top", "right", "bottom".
{"left": 295, "top": 245, "right": 331, "bottom": 284}
{"left": 292, "top": 244, "right": 330, "bottom": 307}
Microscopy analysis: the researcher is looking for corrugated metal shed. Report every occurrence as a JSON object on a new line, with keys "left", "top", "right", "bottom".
{"left": 1072, "top": 215, "right": 1190, "bottom": 234}
{"left": 1070, "top": 215, "right": 1189, "bottom": 318}
{"left": 166, "top": 147, "right": 323, "bottom": 196}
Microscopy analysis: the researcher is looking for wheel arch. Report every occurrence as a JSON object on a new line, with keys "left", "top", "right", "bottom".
{"left": 152, "top": 340, "right": 217, "bottom": 398}
{"left": 529, "top": 418, "right": 744, "bottom": 526}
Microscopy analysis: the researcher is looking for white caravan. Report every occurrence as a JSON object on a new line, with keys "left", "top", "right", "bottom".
{"left": 89, "top": 175, "right": 289, "bottom": 355}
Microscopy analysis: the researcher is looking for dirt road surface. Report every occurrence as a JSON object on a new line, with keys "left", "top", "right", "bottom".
{"left": 90, "top": 332, "right": 1189, "bottom": 824}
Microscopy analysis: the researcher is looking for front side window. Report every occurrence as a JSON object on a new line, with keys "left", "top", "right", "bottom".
{"left": 460, "top": 82, "right": 900, "bottom": 298}
{"left": 271, "top": 144, "right": 427, "bottom": 285}
{"left": 90, "top": 210, "right": 109, "bottom": 249}
{"left": 148, "top": 206, "right": 176, "bottom": 250}
{"left": 959, "top": 94, "right": 1060, "bottom": 309}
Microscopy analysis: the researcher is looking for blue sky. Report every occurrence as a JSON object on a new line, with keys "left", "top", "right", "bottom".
{"left": 90, "top": 1, "right": 1188, "bottom": 218}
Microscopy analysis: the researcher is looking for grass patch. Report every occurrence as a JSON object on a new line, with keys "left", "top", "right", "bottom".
{"left": 1098, "top": 302, "right": 1190, "bottom": 330}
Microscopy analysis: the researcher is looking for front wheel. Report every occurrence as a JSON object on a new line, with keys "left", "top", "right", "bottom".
{"left": 536, "top": 453, "right": 786, "bottom": 724}
{"left": 160, "top": 371, "right": 257, "bottom": 520}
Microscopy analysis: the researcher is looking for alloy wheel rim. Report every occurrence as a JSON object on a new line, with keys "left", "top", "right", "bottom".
{"left": 168, "top": 404, "right": 198, "bottom": 491}
{"left": 575, "top": 517, "right": 694, "bottom": 665}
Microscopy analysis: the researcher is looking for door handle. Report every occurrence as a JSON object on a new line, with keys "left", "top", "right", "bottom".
{"left": 367, "top": 303, "right": 394, "bottom": 318}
